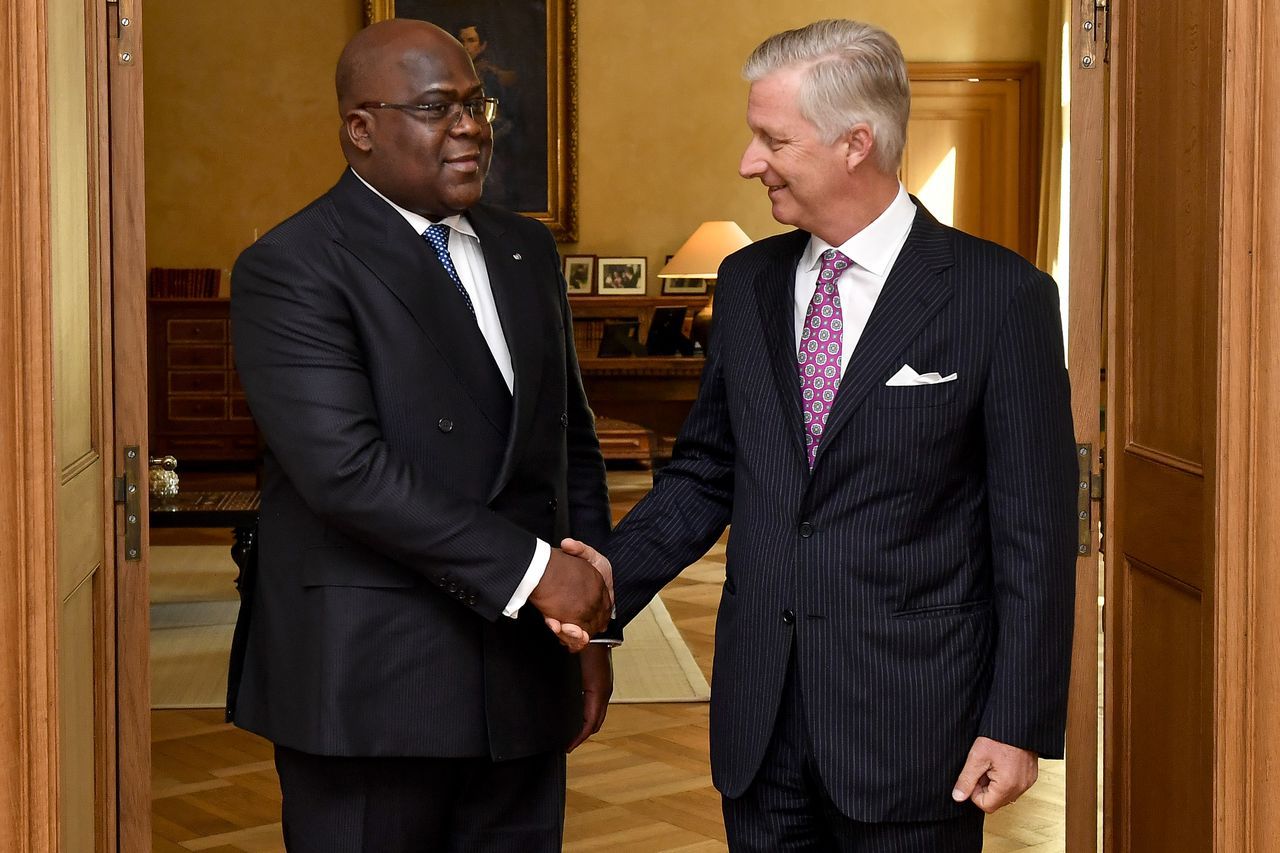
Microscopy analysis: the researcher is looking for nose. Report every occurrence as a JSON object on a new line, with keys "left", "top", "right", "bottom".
{"left": 451, "top": 105, "right": 488, "bottom": 137}
{"left": 739, "top": 138, "right": 766, "bottom": 180}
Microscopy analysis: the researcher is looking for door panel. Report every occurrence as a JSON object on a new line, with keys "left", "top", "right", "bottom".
{"left": 1121, "top": 560, "right": 1208, "bottom": 850}
{"left": 49, "top": 0, "right": 114, "bottom": 847}
{"left": 1106, "top": 0, "right": 1222, "bottom": 849}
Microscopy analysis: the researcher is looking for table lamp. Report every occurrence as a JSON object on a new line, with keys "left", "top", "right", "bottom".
{"left": 657, "top": 221, "right": 752, "bottom": 351}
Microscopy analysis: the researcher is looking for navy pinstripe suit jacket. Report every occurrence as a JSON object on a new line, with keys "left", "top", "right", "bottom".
{"left": 227, "top": 170, "right": 610, "bottom": 761}
{"left": 606, "top": 202, "right": 1077, "bottom": 822}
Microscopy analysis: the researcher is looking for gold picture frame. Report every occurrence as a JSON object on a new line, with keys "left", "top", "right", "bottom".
{"left": 365, "top": 0, "right": 578, "bottom": 241}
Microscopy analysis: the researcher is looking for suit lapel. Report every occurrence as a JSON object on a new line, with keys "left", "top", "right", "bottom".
{"left": 811, "top": 202, "right": 955, "bottom": 470}
{"left": 467, "top": 204, "right": 545, "bottom": 501}
{"left": 329, "top": 171, "right": 511, "bottom": 435}
{"left": 749, "top": 230, "right": 810, "bottom": 463}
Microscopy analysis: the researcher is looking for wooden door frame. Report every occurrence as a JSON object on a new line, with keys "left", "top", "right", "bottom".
{"left": 0, "top": 0, "right": 61, "bottom": 848}
{"left": 1213, "top": 0, "right": 1278, "bottom": 848}
{"left": 109, "top": 0, "right": 151, "bottom": 849}
{"left": 1066, "top": 0, "right": 1105, "bottom": 849}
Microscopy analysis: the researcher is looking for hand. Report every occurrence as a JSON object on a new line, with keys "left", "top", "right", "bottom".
{"left": 542, "top": 619, "right": 590, "bottom": 652}
{"left": 560, "top": 538, "right": 613, "bottom": 600}
{"left": 566, "top": 645, "right": 612, "bottom": 752}
{"left": 951, "top": 736, "right": 1039, "bottom": 813}
{"left": 543, "top": 539, "right": 616, "bottom": 651}
{"left": 529, "top": 548, "right": 612, "bottom": 638}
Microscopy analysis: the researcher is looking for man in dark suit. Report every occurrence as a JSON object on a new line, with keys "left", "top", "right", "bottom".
{"left": 228, "top": 19, "right": 614, "bottom": 852}
{"left": 564, "top": 18, "right": 1076, "bottom": 852}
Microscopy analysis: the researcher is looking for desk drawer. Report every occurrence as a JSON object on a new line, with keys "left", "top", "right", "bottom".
{"left": 169, "top": 371, "right": 227, "bottom": 394}
{"left": 167, "top": 318, "right": 227, "bottom": 343}
{"left": 169, "top": 345, "right": 227, "bottom": 369}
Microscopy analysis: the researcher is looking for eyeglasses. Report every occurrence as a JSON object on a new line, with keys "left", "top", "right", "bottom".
{"left": 359, "top": 97, "right": 499, "bottom": 129}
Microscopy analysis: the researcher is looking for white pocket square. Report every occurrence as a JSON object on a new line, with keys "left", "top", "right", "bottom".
{"left": 885, "top": 364, "right": 958, "bottom": 386}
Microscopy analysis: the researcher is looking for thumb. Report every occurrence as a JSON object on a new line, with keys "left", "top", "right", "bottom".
{"left": 952, "top": 750, "right": 990, "bottom": 802}
{"left": 560, "top": 537, "right": 591, "bottom": 556}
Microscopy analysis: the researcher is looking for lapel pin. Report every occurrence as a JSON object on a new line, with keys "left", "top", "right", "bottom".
{"left": 512, "top": 253, "right": 523, "bottom": 261}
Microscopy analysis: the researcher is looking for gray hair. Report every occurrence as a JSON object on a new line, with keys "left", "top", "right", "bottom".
{"left": 743, "top": 19, "right": 910, "bottom": 174}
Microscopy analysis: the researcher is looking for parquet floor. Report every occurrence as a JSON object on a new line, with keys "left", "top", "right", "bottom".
{"left": 150, "top": 471, "right": 1069, "bottom": 851}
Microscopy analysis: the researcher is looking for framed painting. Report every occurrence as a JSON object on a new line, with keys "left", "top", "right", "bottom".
{"left": 365, "top": 0, "right": 578, "bottom": 240}
{"left": 596, "top": 257, "right": 647, "bottom": 296}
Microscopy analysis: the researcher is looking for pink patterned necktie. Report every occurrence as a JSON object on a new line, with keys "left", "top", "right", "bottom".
{"left": 797, "top": 248, "right": 851, "bottom": 468}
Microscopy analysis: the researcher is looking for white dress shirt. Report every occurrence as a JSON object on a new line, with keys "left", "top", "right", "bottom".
{"left": 353, "top": 170, "right": 548, "bottom": 617}
{"left": 794, "top": 184, "right": 918, "bottom": 373}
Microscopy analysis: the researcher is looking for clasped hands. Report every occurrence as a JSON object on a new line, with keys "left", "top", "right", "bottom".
{"left": 527, "top": 538, "right": 614, "bottom": 653}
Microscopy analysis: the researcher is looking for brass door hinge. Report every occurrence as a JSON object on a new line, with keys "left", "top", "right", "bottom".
{"left": 1076, "top": 442, "right": 1102, "bottom": 556}
{"left": 115, "top": 445, "right": 142, "bottom": 561}
{"left": 1080, "top": 0, "right": 1111, "bottom": 69}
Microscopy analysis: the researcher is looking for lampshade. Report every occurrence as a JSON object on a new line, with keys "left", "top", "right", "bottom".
{"left": 657, "top": 221, "right": 753, "bottom": 278}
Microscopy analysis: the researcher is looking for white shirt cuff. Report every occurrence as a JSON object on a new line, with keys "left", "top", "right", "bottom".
{"left": 502, "top": 538, "right": 551, "bottom": 618}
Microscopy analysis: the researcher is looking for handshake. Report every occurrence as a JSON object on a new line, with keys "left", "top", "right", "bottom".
{"left": 527, "top": 539, "right": 613, "bottom": 653}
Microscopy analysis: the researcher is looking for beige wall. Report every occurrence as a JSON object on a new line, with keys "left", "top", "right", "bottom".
{"left": 144, "top": 0, "right": 360, "bottom": 277}
{"left": 144, "top": 0, "right": 1046, "bottom": 288}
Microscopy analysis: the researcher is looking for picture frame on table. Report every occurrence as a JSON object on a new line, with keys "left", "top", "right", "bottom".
{"left": 562, "top": 254, "right": 595, "bottom": 295}
{"left": 596, "top": 257, "right": 647, "bottom": 296}
{"left": 364, "top": 0, "right": 579, "bottom": 241}
{"left": 660, "top": 277, "right": 710, "bottom": 296}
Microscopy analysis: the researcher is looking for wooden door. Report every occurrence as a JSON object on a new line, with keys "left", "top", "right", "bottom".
{"left": 0, "top": 0, "right": 148, "bottom": 849}
{"left": 1103, "top": 1, "right": 1222, "bottom": 849}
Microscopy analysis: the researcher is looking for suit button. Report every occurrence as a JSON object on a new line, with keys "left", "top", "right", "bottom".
{"left": 560, "top": 413, "right": 569, "bottom": 428}
{"left": 782, "top": 609, "right": 796, "bottom": 625}
{"left": 547, "top": 498, "right": 558, "bottom": 512}
{"left": 437, "top": 418, "right": 454, "bottom": 433}
{"left": 798, "top": 522, "right": 814, "bottom": 538}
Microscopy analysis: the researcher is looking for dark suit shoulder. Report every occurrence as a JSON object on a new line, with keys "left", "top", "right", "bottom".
{"left": 253, "top": 187, "right": 343, "bottom": 249}
{"left": 937, "top": 223, "right": 1057, "bottom": 311}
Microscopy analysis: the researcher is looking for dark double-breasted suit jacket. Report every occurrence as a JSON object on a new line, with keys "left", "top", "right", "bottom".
{"left": 227, "top": 169, "right": 610, "bottom": 761}
{"left": 606, "top": 202, "right": 1077, "bottom": 822}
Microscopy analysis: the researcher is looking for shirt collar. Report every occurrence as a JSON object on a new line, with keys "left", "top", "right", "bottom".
{"left": 801, "top": 184, "right": 916, "bottom": 276}
{"left": 350, "top": 168, "right": 478, "bottom": 241}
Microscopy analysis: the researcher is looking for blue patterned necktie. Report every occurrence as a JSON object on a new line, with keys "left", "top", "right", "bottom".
{"left": 423, "top": 223, "right": 475, "bottom": 315}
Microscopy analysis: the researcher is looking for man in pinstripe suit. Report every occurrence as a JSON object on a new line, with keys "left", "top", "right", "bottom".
{"left": 565, "top": 19, "right": 1076, "bottom": 852}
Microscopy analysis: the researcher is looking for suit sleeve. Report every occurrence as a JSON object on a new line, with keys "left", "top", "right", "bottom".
{"left": 231, "top": 238, "right": 537, "bottom": 621}
{"left": 602, "top": 266, "right": 739, "bottom": 626}
{"left": 977, "top": 268, "right": 1078, "bottom": 758}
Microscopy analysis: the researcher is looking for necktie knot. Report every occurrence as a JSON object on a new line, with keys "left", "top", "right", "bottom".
{"left": 818, "top": 249, "right": 851, "bottom": 290}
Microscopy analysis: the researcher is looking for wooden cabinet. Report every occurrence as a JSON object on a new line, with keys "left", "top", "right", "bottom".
{"left": 568, "top": 296, "right": 710, "bottom": 461}
{"left": 147, "top": 298, "right": 258, "bottom": 462}
{"left": 568, "top": 295, "right": 710, "bottom": 359}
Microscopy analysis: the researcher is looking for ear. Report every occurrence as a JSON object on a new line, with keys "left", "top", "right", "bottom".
{"left": 842, "top": 124, "right": 874, "bottom": 171}
{"left": 343, "top": 109, "right": 375, "bottom": 153}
